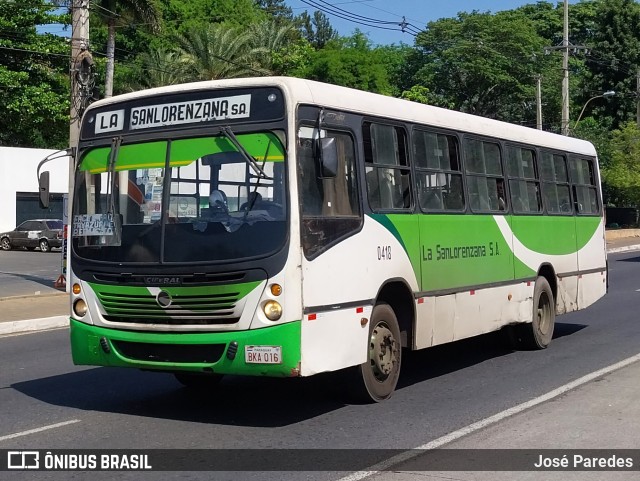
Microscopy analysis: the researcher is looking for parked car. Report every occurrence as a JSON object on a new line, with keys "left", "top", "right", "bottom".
{"left": 0, "top": 219, "right": 63, "bottom": 252}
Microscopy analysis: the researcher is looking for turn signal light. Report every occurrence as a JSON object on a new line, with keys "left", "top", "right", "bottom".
{"left": 270, "top": 284, "right": 282, "bottom": 296}
{"left": 72, "top": 283, "right": 81, "bottom": 295}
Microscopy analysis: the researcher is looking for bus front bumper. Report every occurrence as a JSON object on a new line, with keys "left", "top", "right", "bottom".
{"left": 70, "top": 319, "right": 302, "bottom": 377}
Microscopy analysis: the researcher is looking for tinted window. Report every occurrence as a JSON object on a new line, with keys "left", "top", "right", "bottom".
{"left": 463, "top": 138, "right": 506, "bottom": 213}
{"left": 505, "top": 146, "right": 541, "bottom": 214}
{"left": 540, "top": 151, "right": 572, "bottom": 214}
{"left": 413, "top": 130, "right": 464, "bottom": 212}
{"left": 298, "top": 126, "right": 361, "bottom": 259}
{"left": 363, "top": 122, "right": 411, "bottom": 211}
{"left": 570, "top": 157, "right": 599, "bottom": 215}
{"left": 46, "top": 220, "right": 63, "bottom": 229}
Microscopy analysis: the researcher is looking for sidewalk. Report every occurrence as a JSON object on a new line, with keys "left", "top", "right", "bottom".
{"left": 368, "top": 357, "right": 640, "bottom": 481}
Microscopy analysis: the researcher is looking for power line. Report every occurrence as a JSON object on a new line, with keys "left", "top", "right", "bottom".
{"left": 299, "top": 0, "right": 420, "bottom": 36}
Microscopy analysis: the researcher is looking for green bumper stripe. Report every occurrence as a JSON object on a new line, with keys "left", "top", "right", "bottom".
{"left": 70, "top": 319, "right": 301, "bottom": 377}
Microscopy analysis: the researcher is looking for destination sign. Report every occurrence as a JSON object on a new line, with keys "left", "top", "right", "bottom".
{"left": 94, "top": 94, "right": 251, "bottom": 134}
{"left": 81, "top": 87, "right": 285, "bottom": 140}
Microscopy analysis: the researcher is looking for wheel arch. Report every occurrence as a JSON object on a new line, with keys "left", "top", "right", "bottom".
{"left": 374, "top": 278, "right": 415, "bottom": 349}
{"left": 537, "top": 263, "right": 557, "bottom": 305}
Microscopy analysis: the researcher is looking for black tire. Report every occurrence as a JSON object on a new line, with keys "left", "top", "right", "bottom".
{"left": 0, "top": 237, "right": 11, "bottom": 251}
{"left": 349, "top": 303, "right": 402, "bottom": 402}
{"left": 511, "top": 276, "right": 555, "bottom": 350}
{"left": 39, "top": 239, "right": 50, "bottom": 252}
{"left": 174, "top": 372, "right": 223, "bottom": 390}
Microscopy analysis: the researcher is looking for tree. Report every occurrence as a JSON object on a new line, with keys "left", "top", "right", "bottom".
{"left": 175, "top": 23, "right": 269, "bottom": 80}
{"left": 299, "top": 10, "right": 337, "bottom": 49}
{"left": 93, "top": 0, "right": 162, "bottom": 98}
{"left": 582, "top": 0, "right": 640, "bottom": 128}
{"left": 255, "top": 0, "right": 294, "bottom": 23}
{"left": 406, "top": 11, "right": 555, "bottom": 126}
{"left": 300, "top": 32, "right": 391, "bottom": 94}
{"left": 0, "top": 1, "right": 69, "bottom": 148}
{"left": 248, "top": 20, "right": 298, "bottom": 74}
{"left": 601, "top": 121, "right": 640, "bottom": 207}
{"left": 120, "top": 47, "right": 189, "bottom": 90}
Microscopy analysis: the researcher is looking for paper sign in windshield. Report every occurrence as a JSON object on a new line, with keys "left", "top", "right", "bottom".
{"left": 72, "top": 214, "right": 116, "bottom": 236}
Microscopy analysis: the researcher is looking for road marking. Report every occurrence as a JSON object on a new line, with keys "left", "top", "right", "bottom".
{"left": 0, "top": 419, "right": 81, "bottom": 442}
{"left": 337, "top": 352, "right": 640, "bottom": 481}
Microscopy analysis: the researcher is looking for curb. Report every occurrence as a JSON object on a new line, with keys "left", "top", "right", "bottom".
{"left": 607, "top": 245, "right": 640, "bottom": 254}
{"left": 0, "top": 316, "right": 69, "bottom": 336}
{"left": 0, "top": 291, "right": 67, "bottom": 302}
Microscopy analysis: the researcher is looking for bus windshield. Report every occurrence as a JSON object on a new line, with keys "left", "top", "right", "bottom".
{"left": 72, "top": 129, "right": 287, "bottom": 264}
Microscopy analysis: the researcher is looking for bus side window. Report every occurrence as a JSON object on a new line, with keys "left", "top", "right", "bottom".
{"left": 363, "top": 122, "right": 411, "bottom": 211}
{"left": 463, "top": 138, "right": 505, "bottom": 213}
{"left": 540, "top": 151, "right": 572, "bottom": 215}
{"left": 569, "top": 157, "right": 599, "bottom": 215}
{"left": 413, "top": 129, "right": 464, "bottom": 212}
{"left": 506, "top": 145, "right": 541, "bottom": 214}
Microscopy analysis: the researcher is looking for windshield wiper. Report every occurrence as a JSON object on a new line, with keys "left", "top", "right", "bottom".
{"left": 219, "top": 126, "right": 272, "bottom": 180}
{"left": 106, "top": 137, "right": 122, "bottom": 216}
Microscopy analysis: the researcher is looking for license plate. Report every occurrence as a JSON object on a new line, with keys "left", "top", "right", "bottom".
{"left": 245, "top": 345, "right": 282, "bottom": 364}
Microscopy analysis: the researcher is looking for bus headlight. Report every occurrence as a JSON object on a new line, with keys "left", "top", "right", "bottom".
{"left": 263, "top": 300, "right": 282, "bottom": 321}
{"left": 73, "top": 299, "right": 88, "bottom": 318}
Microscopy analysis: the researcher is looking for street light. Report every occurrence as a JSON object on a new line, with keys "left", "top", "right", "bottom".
{"left": 574, "top": 90, "right": 616, "bottom": 129}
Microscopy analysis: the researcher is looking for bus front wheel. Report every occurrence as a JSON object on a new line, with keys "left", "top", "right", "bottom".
{"left": 512, "top": 276, "right": 555, "bottom": 349}
{"left": 350, "top": 303, "right": 402, "bottom": 402}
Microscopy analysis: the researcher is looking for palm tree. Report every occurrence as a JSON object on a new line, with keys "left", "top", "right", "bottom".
{"left": 175, "top": 23, "right": 270, "bottom": 81}
{"left": 94, "top": 0, "right": 161, "bottom": 97}
{"left": 248, "top": 20, "right": 297, "bottom": 74}
{"left": 121, "top": 48, "right": 189, "bottom": 91}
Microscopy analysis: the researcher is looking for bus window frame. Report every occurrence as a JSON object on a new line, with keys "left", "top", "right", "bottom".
{"left": 362, "top": 119, "right": 413, "bottom": 214}
{"left": 461, "top": 135, "right": 508, "bottom": 214}
{"left": 296, "top": 115, "right": 364, "bottom": 261}
{"left": 504, "top": 142, "right": 543, "bottom": 216}
{"left": 568, "top": 155, "right": 601, "bottom": 217}
{"left": 411, "top": 126, "right": 466, "bottom": 214}
{"left": 538, "top": 149, "right": 575, "bottom": 217}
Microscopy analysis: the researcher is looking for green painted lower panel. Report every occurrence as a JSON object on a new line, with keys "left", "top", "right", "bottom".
{"left": 70, "top": 319, "right": 302, "bottom": 377}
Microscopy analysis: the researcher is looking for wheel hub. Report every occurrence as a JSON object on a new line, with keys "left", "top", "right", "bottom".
{"left": 369, "top": 323, "right": 397, "bottom": 381}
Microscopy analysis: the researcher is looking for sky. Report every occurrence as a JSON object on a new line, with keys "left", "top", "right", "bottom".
{"left": 286, "top": 0, "right": 579, "bottom": 46}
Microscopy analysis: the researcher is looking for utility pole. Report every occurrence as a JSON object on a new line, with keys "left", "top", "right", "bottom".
{"left": 64, "top": 0, "right": 90, "bottom": 290}
{"left": 536, "top": 75, "right": 543, "bottom": 130}
{"left": 637, "top": 66, "right": 640, "bottom": 128}
{"left": 544, "top": 0, "right": 587, "bottom": 135}
{"left": 69, "top": 0, "right": 90, "bottom": 150}
{"left": 561, "top": 0, "right": 569, "bottom": 135}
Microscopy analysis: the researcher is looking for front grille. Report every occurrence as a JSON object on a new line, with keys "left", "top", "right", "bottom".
{"left": 112, "top": 340, "right": 225, "bottom": 363}
{"left": 97, "top": 291, "right": 242, "bottom": 325}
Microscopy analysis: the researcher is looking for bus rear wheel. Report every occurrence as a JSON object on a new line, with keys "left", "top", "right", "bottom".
{"left": 174, "top": 372, "right": 223, "bottom": 390}
{"left": 350, "top": 303, "right": 402, "bottom": 402}
{"left": 511, "top": 276, "right": 555, "bottom": 350}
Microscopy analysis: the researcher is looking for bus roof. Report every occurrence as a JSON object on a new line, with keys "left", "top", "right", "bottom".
{"left": 85, "top": 77, "right": 597, "bottom": 157}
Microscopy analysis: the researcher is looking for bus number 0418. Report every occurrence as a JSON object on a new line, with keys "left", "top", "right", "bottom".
{"left": 377, "top": 245, "right": 391, "bottom": 260}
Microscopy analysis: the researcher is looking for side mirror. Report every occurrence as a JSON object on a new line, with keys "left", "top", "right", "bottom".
{"left": 39, "top": 171, "right": 50, "bottom": 209}
{"left": 318, "top": 137, "right": 338, "bottom": 178}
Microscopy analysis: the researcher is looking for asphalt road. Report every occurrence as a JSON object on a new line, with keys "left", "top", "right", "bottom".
{"left": 0, "top": 250, "right": 63, "bottom": 297}
{"left": 0, "top": 251, "right": 639, "bottom": 481}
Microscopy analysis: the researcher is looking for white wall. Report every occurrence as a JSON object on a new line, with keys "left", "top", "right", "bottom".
{"left": 0, "top": 147, "right": 69, "bottom": 232}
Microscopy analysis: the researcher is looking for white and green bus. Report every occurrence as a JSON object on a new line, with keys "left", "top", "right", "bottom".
{"left": 40, "top": 77, "right": 607, "bottom": 401}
